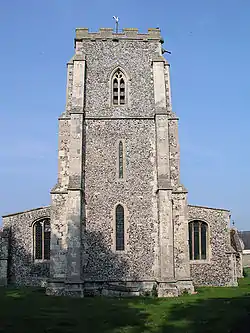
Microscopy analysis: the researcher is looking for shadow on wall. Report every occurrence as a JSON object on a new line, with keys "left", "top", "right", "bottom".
{"left": 83, "top": 229, "right": 134, "bottom": 281}
{"left": 6, "top": 227, "right": 50, "bottom": 286}
{"left": 5, "top": 215, "right": 140, "bottom": 289}
{"left": 67, "top": 214, "right": 142, "bottom": 293}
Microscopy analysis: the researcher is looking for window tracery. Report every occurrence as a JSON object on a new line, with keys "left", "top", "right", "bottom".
{"left": 112, "top": 69, "right": 126, "bottom": 105}
{"left": 189, "top": 220, "right": 208, "bottom": 260}
{"left": 33, "top": 218, "right": 50, "bottom": 260}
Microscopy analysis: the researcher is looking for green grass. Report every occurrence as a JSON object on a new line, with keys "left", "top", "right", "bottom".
{"left": 1, "top": 272, "right": 250, "bottom": 333}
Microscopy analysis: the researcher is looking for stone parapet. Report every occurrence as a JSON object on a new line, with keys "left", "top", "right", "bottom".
{"left": 75, "top": 27, "right": 162, "bottom": 42}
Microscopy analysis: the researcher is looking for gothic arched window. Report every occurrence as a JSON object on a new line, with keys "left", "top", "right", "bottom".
{"left": 116, "top": 204, "right": 125, "bottom": 250}
{"left": 189, "top": 220, "right": 208, "bottom": 260}
{"left": 112, "top": 69, "right": 126, "bottom": 105}
{"left": 118, "top": 141, "right": 124, "bottom": 178}
{"left": 33, "top": 218, "right": 51, "bottom": 260}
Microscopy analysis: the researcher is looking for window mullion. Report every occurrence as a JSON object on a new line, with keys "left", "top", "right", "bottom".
{"left": 206, "top": 225, "right": 208, "bottom": 259}
{"left": 192, "top": 223, "right": 194, "bottom": 260}
{"left": 112, "top": 78, "right": 114, "bottom": 104}
{"left": 33, "top": 225, "right": 36, "bottom": 259}
{"left": 199, "top": 222, "right": 201, "bottom": 259}
{"left": 118, "top": 78, "right": 120, "bottom": 105}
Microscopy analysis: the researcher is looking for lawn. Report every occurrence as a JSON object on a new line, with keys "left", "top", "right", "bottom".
{"left": 1, "top": 273, "right": 250, "bottom": 333}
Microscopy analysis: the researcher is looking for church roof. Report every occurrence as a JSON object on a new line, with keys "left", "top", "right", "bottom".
{"left": 230, "top": 229, "right": 244, "bottom": 252}
{"left": 238, "top": 231, "right": 250, "bottom": 250}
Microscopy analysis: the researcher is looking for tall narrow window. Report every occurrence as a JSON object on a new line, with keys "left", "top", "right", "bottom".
{"left": 118, "top": 141, "right": 124, "bottom": 178}
{"left": 33, "top": 218, "right": 51, "bottom": 260}
{"left": 189, "top": 220, "right": 208, "bottom": 260}
{"left": 34, "top": 222, "right": 42, "bottom": 259}
{"left": 116, "top": 204, "right": 125, "bottom": 251}
{"left": 112, "top": 69, "right": 126, "bottom": 105}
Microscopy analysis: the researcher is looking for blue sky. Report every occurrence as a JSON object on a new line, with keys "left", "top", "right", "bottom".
{"left": 0, "top": 0, "right": 249, "bottom": 230}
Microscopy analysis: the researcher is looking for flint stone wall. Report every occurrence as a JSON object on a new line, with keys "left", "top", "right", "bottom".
{"left": 2, "top": 206, "right": 51, "bottom": 286}
{"left": 81, "top": 39, "right": 158, "bottom": 118}
{"left": 84, "top": 119, "right": 158, "bottom": 281}
{"left": 188, "top": 205, "right": 237, "bottom": 286}
{"left": 81, "top": 36, "right": 160, "bottom": 282}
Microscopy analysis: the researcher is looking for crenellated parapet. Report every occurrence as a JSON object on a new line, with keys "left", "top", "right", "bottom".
{"left": 75, "top": 27, "right": 163, "bottom": 43}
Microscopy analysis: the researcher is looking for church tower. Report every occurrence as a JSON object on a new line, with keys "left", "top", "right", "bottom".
{"left": 47, "top": 27, "right": 194, "bottom": 297}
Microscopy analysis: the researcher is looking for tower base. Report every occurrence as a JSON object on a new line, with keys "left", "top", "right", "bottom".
{"left": 46, "top": 279, "right": 194, "bottom": 298}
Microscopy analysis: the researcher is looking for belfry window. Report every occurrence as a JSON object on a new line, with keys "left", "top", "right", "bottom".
{"left": 33, "top": 218, "right": 51, "bottom": 260}
{"left": 118, "top": 141, "right": 124, "bottom": 178}
{"left": 189, "top": 220, "right": 208, "bottom": 260}
{"left": 112, "top": 69, "right": 126, "bottom": 105}
{"left": 116, "top": 204, "right": 125, "bottom": 251}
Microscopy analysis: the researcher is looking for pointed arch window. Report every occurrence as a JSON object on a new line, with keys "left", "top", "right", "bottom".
{"left": 189, "top": 220, "right": 208, "bottom": 260}
{"left": 112, "top": 69, "right": 126, "bottom": 105}
{"left": 118, "top": 141, "right": 124, "bottom": 178}
{"left": 33, "top": 218, "right": 51, "bottom": 260}
{"left": 116, "top": 204, "right": 125, "bottom": 250}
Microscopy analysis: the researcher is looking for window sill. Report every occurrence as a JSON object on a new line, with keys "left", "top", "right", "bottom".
{"left": 117, "top": 178, "right": 126, "bottom": 182}
{"left": 33, "top": 259, "right": 51, "bottom": 263}
{"left": 190, "top": 260, "right": 211, "bottom": 264}
{"left": 112, "top": 249, "right": 128, "bottom": 255}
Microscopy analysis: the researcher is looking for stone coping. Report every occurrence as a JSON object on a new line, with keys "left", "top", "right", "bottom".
{"left": 2, "top": 206, "right": 50, "bottom": 218}
{"left": 188, "top": 204, "right": 230, "bottom": 212}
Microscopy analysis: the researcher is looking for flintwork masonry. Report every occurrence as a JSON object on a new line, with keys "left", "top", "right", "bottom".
{"left": 1, "top": 27, "right": 242, "bottom": 297}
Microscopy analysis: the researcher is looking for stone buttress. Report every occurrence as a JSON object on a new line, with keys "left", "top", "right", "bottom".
{"left": 47, "top": 41, "right": 86, "bottom": 296}
{"left": 152, "top": 49, "right": 194, "bottom": 296}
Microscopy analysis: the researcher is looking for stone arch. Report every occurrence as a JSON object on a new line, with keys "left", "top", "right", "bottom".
{"left": 109, "top": 66, "right": 130, "bottom": 106}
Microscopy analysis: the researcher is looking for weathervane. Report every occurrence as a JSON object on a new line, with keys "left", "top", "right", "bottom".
{"left": 113, "top": 16, "right": 119, "bottom": 33}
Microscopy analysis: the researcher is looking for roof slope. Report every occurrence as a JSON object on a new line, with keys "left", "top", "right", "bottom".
{"left": 238, "top": 231, "right": 250, "bottom": 250}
